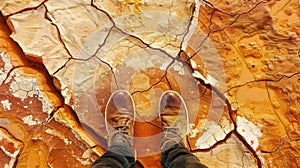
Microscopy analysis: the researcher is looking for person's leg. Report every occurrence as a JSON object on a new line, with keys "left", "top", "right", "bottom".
{"left": 158, "top": 90, "right": 207, "bottom": 168}
{"left": 91, "top": 90, "right": 136, "bottom": 168}
{"left": 91, "top": 142, "right": 135, "bottom": 168}
{"left": 160, "top": 142, "right": 207, "bottom": 168}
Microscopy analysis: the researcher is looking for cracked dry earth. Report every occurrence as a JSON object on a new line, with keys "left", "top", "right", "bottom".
{"left": 0, "top": 0, "right": 300, "bottom": 167}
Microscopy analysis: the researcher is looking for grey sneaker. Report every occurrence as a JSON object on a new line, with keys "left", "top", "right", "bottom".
{"left": 105, "top": 90, "right": 135, "bottom": 148}
{"left": 158, "top": 90, "right": 189, "bottom": 151}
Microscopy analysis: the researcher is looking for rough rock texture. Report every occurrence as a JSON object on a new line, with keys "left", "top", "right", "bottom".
{"left": 0, "top": 0, "right": 300, "bottom": 167}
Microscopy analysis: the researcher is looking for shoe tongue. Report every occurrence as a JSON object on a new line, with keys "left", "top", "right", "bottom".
{"left": 113, "top": 125, "right": 130, "bottom": 131}
{"left": 112, "top": 113, "right": 131, "bottom": 125}
{"left": 116, "top": 118, "right": 130, "bottom": 126}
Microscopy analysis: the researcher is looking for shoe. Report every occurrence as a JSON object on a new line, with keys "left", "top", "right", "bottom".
{"left": 105, "top": 90, "right": 135, "bottom": 148}
{"left": 158, "top": 90, "right": 189, "bottom": 151}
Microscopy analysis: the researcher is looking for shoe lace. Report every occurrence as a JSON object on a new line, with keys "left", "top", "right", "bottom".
{"left": 112, "top": 125, "right": 130, "bottom": 134}
{"left": 159, "top": 126, "right": 183, "bottom": 150}
{"left": 109, "top": 128, "right": 132, "bottom": 147}
{"left": 162, "top": 126, "right": 182, "bottom": 139}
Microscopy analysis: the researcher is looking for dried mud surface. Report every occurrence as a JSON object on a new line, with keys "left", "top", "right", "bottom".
{"left": 0, "top": 0, "right": 300, "bottom": 167}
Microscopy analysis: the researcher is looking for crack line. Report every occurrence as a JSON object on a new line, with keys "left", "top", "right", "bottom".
{"left": 91, "top": 0, "right": 176, "bottom": 60}
{"left": 43, "top": 4, "right": 73, "bottom": 59}
{"left": 6, "top": 0, "right": 49, "bottom": 17}
{"left": 131, "top": 59, "right": 175, "bottom": 95}
{"left": 225, "top": 71, "right": 300, "bottom": 93}
{"left": 265, "top": 82, "right": 292, "bottom": 140}
{"left": 273, "top": 0, "right": 291, "bottom": 16}
{"left": 210, "top": 1, "right": 268, "bottom": 33}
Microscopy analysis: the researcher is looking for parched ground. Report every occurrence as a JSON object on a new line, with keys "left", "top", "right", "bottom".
{"left": 0, "top": 0, "right": 299, "bottom": 167}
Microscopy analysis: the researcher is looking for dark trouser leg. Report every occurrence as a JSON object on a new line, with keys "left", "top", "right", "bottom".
{"left": 91, "top": 143, "right": 135, "bottom": 168}
{"left": 160, "top": 142, "right": 208, "bottom": 168}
